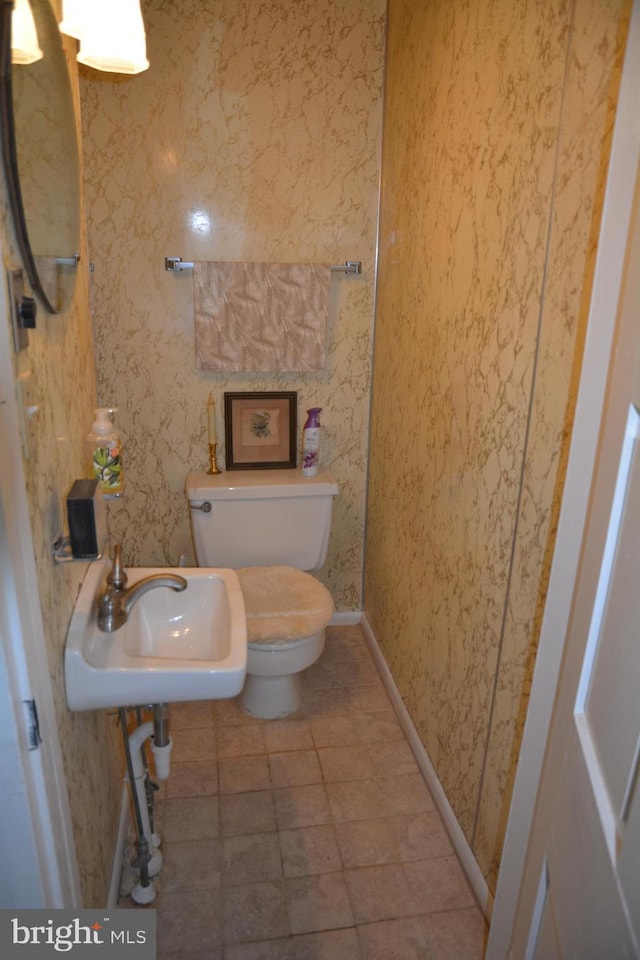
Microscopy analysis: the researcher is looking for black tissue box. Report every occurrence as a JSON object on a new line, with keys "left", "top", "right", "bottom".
{"left": 66, "top": 479, "right": 107, "bottom": 559}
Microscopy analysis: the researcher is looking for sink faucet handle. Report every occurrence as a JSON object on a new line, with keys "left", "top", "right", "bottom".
{"left": 107, "top": 544, "right": 128, "bottom": 592}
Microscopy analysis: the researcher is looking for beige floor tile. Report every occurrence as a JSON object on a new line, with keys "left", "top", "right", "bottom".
{"left": 279, "top": 823, "right": 342, "bottom": 877}
{"left": 272, "top": 784, "right": 332, "bottom": 829}
{"left": 222, "top": 880, "right": 289, "bottom": 944}
{"left": 303, "top": 656, "right": 379, "bottom": 689}
{"left": 215, "top": 697, "right": 260, "bottom": 726}
{"left": 225, "top": 927, "right": 362, "bottom": 959}
{"left": 346, "top": 684, "right": 396, "bottom": 716}
{"left": 216, "top": 723, "right": 266, "bottom": 758}
{"left": 310, "top": 714, "right": 361, "bottom": 748}
{"left": 317, "top": 744, "right": 375, "bottom": 782}
{"left": 157, "top": 839, "right": 221, "bottom": 892}
{"left": 353, "top": 712, "right": 405, "bottom": 744}
{"left": 165, "top": 760, "right": 217, "bottom": 798}
{"left": 349, "top": 657, "right": 384, "bottom": 686}
{"left": 323, "top": 631, "right": 375, "bottom": 662}
{"left": 286, "top": 928, "right": 362, "bottom": 959}
{"left": 158, "top": 950, "right": 223, "bottom": 960}
{"left": 269, "top": 750, "right": 322, "bottom": 787}
{"left": 221, "top": 943, "right": 274, "bottom": 960}
{"left": 146, "top": 629, "right": 485, "bottom": 960}
{"left": 170, "top": 726, "right": 216, "bottom": 763}
{"left": 218, "top": 755, "right": 271, "bottom": 794}
{"left": 334, "top": 817, "right": 399, "bottom": 868}
{"left": 168, "top": 700, "right": 216, "bottom": 730}
{"left": 285, "top": 872, "right": 354, "bottom": 935}
{"left": 404, "top": 857, "right": 477, "bottom": 914}
{"left": 219, "top": 790, "right": 277, "bottom": 837}
{"left": 367, "top": 739, "right": 421, "bottom": 778}
{"left": 300, "top": 686, "right": 353, "bottom": 718}
{"left": 161, "top": 795, "right": 219, "bottom": 842}
{"left": 156, "top": 888, "right": 222, "bottom": 951}
{"left": 391, "top": 810, "right": 453, "bottom": 862}
{"left": 419, "top": 906, "right": 488, "bottom": 960}
{"left": 299, "top": 658, "right": 343, "bottom": 689}
{"left": 344, "top": 863, "right": 418, "bottom": 923}
{"left": 357, "top": 917, "right": 432, "bottom": 959}
{"left": 264, "top": 719, "right": 314, "bottom": 754}
{"left": 221, "top": 832, "right": 283, "bottom": 886}
{"left": 376, "top": 774, "right": 435, "bottom": 816}
{"left": 325, "top": 779, "right": 386, "bottom": 822}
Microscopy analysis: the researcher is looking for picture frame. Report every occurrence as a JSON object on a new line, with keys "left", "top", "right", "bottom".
{"left": 224, "top": 391, "right": 298, "bottom": 470}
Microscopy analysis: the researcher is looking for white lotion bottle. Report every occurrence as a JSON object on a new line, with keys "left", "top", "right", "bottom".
{"left": 301, "top": 407, "right": 322, "bottom": 477}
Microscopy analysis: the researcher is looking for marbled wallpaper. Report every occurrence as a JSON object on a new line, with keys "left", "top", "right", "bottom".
{"left": 474, "top": 0, "right": 630, "bottom": 890}
{"left": 365, "top": 0, "right": 629, "bottom": 894}
{"left": 2, "top": 2, "right": 122, "bottom": 906}
{"left": 80, "top": 0, "right": 386, "bottom": 612}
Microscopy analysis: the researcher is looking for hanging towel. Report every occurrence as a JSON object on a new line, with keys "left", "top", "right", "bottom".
{"left": 193, "top": 261, "right": 331, "bottom": 373}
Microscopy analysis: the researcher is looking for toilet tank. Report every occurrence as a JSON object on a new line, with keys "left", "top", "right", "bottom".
{"left": 185, "top": 469, "right": 339, "bottom": 571}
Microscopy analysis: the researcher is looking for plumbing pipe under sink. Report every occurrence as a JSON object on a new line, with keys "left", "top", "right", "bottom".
{"left": 124, "top": 710, "right": 173, "bottom": 894}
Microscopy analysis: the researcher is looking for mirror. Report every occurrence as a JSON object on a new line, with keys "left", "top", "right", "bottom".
{"left": 1, "top": 0, "right": 80, "bottom": 313}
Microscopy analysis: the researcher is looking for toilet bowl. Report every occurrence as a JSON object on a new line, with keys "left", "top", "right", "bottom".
{"left": 238, "top": 565, "right": 334, "bottom": 718}
{"left": 185, "top": 469, "right": 339, "bottom": 719}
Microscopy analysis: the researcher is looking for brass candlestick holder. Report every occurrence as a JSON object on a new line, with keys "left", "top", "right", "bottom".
{"left": 207, "top": 443, "right": 222, "bottom": 475}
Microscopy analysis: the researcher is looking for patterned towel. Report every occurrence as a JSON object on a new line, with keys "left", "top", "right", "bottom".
{"left": 194, "top": 261, "right": 330, "bottom": 372}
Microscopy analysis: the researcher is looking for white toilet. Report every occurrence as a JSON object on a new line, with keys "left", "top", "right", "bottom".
{"left": 185, "top": 468, "right": 339, "bottom": 718}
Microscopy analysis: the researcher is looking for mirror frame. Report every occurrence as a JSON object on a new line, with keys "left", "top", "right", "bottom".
{"left": 0, "top": 0, "right": 80, "bottom": 314}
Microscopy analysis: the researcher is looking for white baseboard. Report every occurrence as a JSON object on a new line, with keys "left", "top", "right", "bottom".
{"left": 330, "top": 610, "right": 362, "bottom": 626}
{"left": 360, "top": 613, "right": 493, "bottom": 920}
{"left": 107, "top": 783, "right": 130, "bottom": 909}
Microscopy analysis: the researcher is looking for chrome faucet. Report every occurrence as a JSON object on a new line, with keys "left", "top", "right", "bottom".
{"left": 97, "top": 544, "right": 188, "bottom": 633}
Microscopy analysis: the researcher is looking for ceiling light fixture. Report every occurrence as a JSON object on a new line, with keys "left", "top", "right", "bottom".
{"left": 11, "top": 0, "right": 43, "bottom": 64}
{"left": 60, "top": 0, "right": 149, "bottom": 75}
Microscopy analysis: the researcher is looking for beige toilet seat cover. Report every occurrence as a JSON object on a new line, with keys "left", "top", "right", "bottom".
{"left": 237, "top": 565, "right": 334, "bottom": 645}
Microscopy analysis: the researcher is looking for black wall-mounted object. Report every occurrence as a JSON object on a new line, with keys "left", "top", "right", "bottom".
{"left": 7, "top": 266, "right": 36, "bottom": 351}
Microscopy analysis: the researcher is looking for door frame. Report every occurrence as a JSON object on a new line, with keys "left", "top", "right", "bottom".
{"left": 487, "top": 3, "right": 640, "bottom": 955}
{"left": 0, "top": 270, "right": 81, "bottom": 907}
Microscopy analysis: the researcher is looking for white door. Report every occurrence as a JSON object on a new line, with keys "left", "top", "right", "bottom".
{"left": 0, "top": 494, "right": 51, "bottom": 907}
{"left": 503, "top": 133, "right": 640, "bottom": 960}
{"left": 0, "top": 272, "right": 81, "bottom": 907}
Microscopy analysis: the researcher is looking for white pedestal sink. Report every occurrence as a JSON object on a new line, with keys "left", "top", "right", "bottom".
{"left": 64, "top": 557, "right": 247, "bottom": 711}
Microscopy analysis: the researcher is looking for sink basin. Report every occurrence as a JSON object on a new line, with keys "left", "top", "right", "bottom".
{"left": 64, "top": 558, "right": 247, "bottom": 711}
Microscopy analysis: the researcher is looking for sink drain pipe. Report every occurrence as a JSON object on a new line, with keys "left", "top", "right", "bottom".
{"left": 119, "top": 705, "right": 173, "bottom": 902}
{"left": 135, "top": 706, "right": 158, "bottom": 836}
{"left": 119, "top": 708, "right": 155, "bottom": 904}
{"left": 152, "top": 702, "right": 171, "bottom": 776}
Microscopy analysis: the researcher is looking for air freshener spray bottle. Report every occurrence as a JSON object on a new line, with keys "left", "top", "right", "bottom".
{"left": 301, "top": 407, "right": 322, "bottom": 477}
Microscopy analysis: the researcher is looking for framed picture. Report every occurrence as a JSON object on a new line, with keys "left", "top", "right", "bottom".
{"left": 224, "top": 391, "right": 297, "bottom": 470}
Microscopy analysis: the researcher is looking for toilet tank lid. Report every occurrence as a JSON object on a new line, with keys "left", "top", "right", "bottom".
{"left": 185, "top": 468, "right": 339, "bottom": 501}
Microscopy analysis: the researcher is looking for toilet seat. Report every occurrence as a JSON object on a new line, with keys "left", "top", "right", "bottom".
{"left": 236, "top": 565, "right": 333, "bottom": 718}
{"left": 237, "top": 565, "right": 334, "bottom": 645}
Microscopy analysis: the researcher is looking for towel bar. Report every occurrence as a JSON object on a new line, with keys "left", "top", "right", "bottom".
{"left": 331, "top": 261, "right": 362, "bottom": 275}
{"left": 164, "top": 257, "right": 362, "bottom": 275}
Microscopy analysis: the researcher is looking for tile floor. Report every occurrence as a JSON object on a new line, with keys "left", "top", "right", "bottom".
{"left": 122, "top": 624, "right": 488, "bottom": 959}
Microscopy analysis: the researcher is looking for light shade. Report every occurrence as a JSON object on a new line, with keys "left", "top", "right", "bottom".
{"left": 62, "top": 0, "right": 149, "bottom": 75}
{"left": 59, "top": 0, "right": 88, "bottom": 40}
{"left": 12, "top": 0, "right": 43, "bottom": 65}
